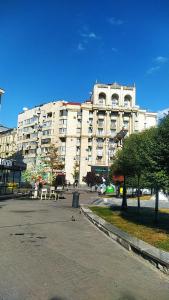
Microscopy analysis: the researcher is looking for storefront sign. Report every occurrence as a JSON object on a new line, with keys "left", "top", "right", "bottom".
{"left": 0, "top": 158, "right": 13, "bottom": 168}
{"left": 91, "top": 166, "right": 108, "bottom": 174}
{"left": 0, "top": 158, "right": 26, "bottom": 170}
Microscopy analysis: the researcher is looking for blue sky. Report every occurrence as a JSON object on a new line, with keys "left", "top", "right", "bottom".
{"left": 0, "top": 0, "right": 169, "bottom": 127}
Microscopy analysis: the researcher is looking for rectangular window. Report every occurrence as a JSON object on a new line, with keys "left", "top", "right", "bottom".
{"left": 42, "top": 129, "right": 52, "bottom": 135}
{"left": 41, "top": 138, "right": 51, "bottom": 144}
{"left": 59, "top": 110, "right": 68, "bottom": 117}
{"left": 59, "top": 128, "right": 67, "bottom": 134}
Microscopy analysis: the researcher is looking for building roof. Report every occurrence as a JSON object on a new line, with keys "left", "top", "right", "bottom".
{"left": 63, "top": 102, "right": 81, "bottom": 106}
{"left": 0, "top": 88, "right": 5, "bottom": 94}
{"left": 0, "top": 124, "right": 10, "bottom": 133}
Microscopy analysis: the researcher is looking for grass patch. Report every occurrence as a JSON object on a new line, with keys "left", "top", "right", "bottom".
{"left": 90, "top": 206, "right": 169, "bottom": 252}
{"left": 129, "top": 195, "right": 152, "bottom": 201}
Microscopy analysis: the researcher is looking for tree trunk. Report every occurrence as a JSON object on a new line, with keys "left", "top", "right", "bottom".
{"left": 137, "top": 174, "right": 141, "bottom": 210}
{"left": 154, "top": 188, "right": 159, "bottom": 224}
{"left": 121, "top": 175, "right": 127, "bottom": 210}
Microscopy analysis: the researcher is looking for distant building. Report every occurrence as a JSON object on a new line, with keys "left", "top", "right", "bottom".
{"left": 0, "top": 128, "right": 17, "bottom": 158}
{"left": 17, "top": 82, "right": 157, "bottom": 184}
{"left": 0, "top": 124, "right": 9, "bottom": 133}
{"left": 0, "top": 88, "right": 4, "bottom": 105}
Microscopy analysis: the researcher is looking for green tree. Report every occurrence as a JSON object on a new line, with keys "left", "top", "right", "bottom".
{"left": 72, "top": 161, "right": 79, "bottom": 182}
{"left": 42, "top": 144, "right": 64, "bottom": 184}
{"left": 157, "top": 115, "right": 169, "bottom": 175}
{"left": 22, "top": 155, "right": 47, "bottom": 185}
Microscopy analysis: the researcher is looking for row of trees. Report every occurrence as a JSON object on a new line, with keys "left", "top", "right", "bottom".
{"left": 111, "top": 114, "right": 169, "bottom": 220}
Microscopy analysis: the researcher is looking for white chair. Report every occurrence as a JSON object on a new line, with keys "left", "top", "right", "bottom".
{"left": 49, "top": 186, "right": 57, "bottom": 201}
{"left": 40, "top": 188, "right": 48, "bottom": 200}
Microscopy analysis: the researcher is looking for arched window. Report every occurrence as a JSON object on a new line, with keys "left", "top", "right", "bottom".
{"left": 124, "top": 95, "right": 132, "bottom": 107}
{"left": 98, "top": 93, "right": 106, "bottom": 105}
{"left": 111, "top": 94, "right": 119, "bottom": 107}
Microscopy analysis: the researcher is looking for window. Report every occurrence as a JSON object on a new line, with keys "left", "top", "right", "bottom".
{"left": 124, "top": 95, "right": 132, "bottom": 107}
{"left": 111, "top": 94, "right": 119, "bottom": 107}
{"left": 41, "top": 147, "right": 49, "bottom": 154}
{"left": 42, "top": 129, "right": 52, "bottom": 135}
{"left": 98, "top": 120, "right": 104, "bottom": 127}
{"left": 31, "top": 133, "right": 38, "bottom": 139}
{"left": 41, "top": 138, "right": 51, "bottom": 144}
{"left": 98, "top": 93, "right": 106, "bottom": 105}
{"left": 47, "top": 112, "right": 52, "bottom": 118}
{"left": 59, "top": 119, "right": 67, "bottom": 126}
{"left": 29, "top": 149, "right": 36, "bottom": 154}
{"left": 88, "top": 127, "right": 93, "bottom": 134}
{"left": 76, "top": 128, "right": 81, "bottom": 134}
{"left": 59, "top": 128, "right": 67, "bottom": 134}
{"left": 110, "top": 120, "right": 116, "bottom": 129}
{"left": 110, "top": 129, "right": 116, "bottom": 137}
{"left": 97, "top": 129, "right": 104, "bottom": 136}
{"left": 59, "top": 110, "right": 68, "bottom": 117}
{"left": 123, "top": 121, "right": 129, "bottom": 129}
{"left": 42, "top": 121, "right": 52, "bottom": 127}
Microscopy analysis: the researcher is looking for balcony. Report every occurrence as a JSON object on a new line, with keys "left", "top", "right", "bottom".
{"left": 97, "top": 122, "right": 104, "bottom": 128}
{"left": 97, "top": 143, "right": 103, "bottom": 148}
{"left": 97, "top": 114, "right": 105, "bottom": 119}
{"left": 59, "top": 128, "right": 67, "bottom": 137}
{"left": 96, "top": 131, "right": 104, "bottom": 137}
{"left": 110, "top": 124, "right": 116, "bottom": 129}
{"left": 97, "top": 149, "right": 103, "bottom": 156}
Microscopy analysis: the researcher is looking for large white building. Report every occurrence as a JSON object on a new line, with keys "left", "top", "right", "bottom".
{"left": 16, "top": 82, "right": 157, "bottom": 184}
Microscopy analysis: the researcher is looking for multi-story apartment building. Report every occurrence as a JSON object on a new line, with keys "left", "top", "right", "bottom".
{"left": 17, "top": 82, "right": 157, "bottom": 184}
{"left": 17, "top": 101, "right": 64, "bottom": 167}
{"left": 0, "top": 128, "right": 17, "bottom": 158}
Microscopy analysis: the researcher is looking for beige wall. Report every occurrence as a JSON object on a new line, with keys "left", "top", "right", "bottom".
{"left": 0, "top": 129, "right": 17, "bottom": 158}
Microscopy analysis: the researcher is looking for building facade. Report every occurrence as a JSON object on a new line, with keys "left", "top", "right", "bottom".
{"left": 0, "top": 128, "right": 17, "bottom": 158}
{"left": 16, "top": 83, "right": 157, "bottom": 184}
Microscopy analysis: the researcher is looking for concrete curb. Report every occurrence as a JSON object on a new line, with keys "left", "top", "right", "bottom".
{"left": 0, "top": 193, "right": 30, "bottom": 201}
{"left": 81, "top": 205, "right": 169, "bottom": 275}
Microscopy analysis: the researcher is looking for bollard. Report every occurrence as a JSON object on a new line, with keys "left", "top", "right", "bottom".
{"left": 72, "top": 192, "right": 80, "bottom": 208}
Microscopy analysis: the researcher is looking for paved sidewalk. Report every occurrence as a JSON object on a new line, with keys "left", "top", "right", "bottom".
{"left": 0, "top": 194, "right": 168, "bottom": 299}
{"left": 91, "top": 195, "right": 169, "bottom": 209}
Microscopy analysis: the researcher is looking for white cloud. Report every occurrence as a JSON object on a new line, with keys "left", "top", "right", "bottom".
{"left": 108, "top": 17, "right": 124, "bottom": 25}
{"left": 77, "top": 43, "right": 85, "bottom": 51}
{"left": 147, "top": 66, "right": 160, "bottom": 74}
{"left": 154, "top": 56, "right": 168, "bottom": 63}
{"left": 112, "top": 47, "right": 118, "bottom": 52}
{"left": 147, "top": 55, "right": 168, "bottom": 75}
{"left": 157, "top": 108, "right": 169, "bottom": 120}
{"left": 80, "top": 32, "right": 98, "bottom": 39}
{"left": 88, "top": 32, "right": 97, "bottom": 39}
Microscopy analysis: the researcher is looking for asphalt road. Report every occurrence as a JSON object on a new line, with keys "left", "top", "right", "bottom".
{"left": 0, "top": 193, "right": 169, "bottom": 300}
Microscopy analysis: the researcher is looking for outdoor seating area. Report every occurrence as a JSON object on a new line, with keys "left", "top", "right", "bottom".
{"left": 31, "top": 186, "right": 65, "bottom": 200}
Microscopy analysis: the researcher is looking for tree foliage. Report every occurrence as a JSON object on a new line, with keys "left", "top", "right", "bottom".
{"left": 22, "top": 144, "right": 64, "bottom": 185}
{"left": 111, "top": 117, "right": 169, "bottom": 213}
